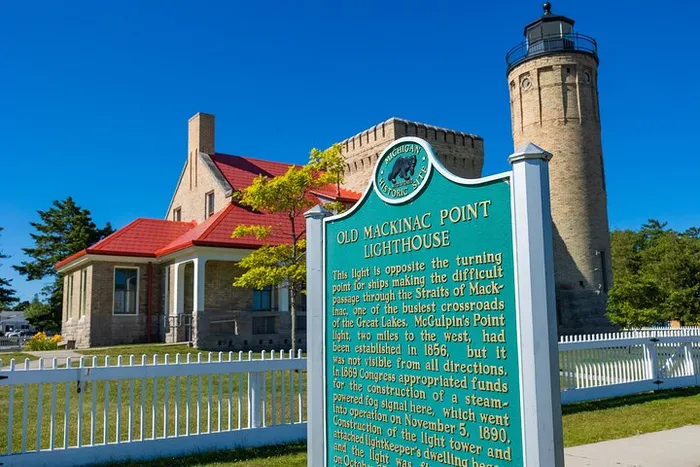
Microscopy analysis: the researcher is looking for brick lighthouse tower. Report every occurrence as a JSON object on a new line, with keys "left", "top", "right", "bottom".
{"left": 506, "top": 3, "right": 613, "bottom": 334}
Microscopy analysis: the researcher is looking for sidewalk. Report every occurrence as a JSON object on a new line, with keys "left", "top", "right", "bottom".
{"left": 1, "top": 350, "right": 83, "bottom": 369}
{"left": 565, "top": 425, "right": 700, "bottom": 466}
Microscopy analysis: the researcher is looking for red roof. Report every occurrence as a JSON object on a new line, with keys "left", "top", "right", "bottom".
{"left": 212, "top": 153, "right": 361, "bottom": 201}
{"left": 56, "top": 153, "right": 362, "bottom": 270}
{"left": 56, "top": 219, "right": 195, "bottom": 269}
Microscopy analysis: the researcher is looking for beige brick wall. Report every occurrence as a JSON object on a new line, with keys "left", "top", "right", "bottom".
{"left": 62, "top": 261, "right": 164, "bottom": 348}
{"left": 339, "top": 118, "right": 484, "bottom": 193}
{"left": 508, "top": 52, "right": 613, "bottom": 333}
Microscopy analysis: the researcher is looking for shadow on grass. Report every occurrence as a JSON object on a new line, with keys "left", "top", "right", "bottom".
{"left": 562, "top": 386, "right": 700, "bottom": 416}
{"left": 93, "top": 442, "right": 306, "bottom": 467}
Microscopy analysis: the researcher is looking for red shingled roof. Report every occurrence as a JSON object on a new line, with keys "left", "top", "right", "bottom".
{"left": 55, "top": 219, "right": 195, "bottom": 269}
{"left": 212, "top": 153, "right": 361, "bottom": 201}
{"left": 56, "top": 153, "right": 362, "bottom": 270}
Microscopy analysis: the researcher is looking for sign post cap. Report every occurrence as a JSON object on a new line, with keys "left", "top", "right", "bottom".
{"left": 304, "top": 204, "right": 332, "bottom": 219}
{"left": 508, "top": 142, "right": 553, "bottom": 164}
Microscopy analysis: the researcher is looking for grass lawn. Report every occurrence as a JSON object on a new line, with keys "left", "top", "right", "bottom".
{"left": 562, "top": 386, "right": 700, "bottom": 446}
{"left": 0, "top": 352, "right": 38, "bottom": 366}
{"left": 96, "top": 442, "right": 307, "bottom": 467}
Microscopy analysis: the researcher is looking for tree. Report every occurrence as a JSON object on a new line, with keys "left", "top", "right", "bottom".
{"left": 607, "top": 219, "right": 700, "bottom": 327}
{"left": 231, "top": 145, "right": 345, "bottom": 352}
{"left": 0, "top": 227, "right": 19, "bottom": 309}
{"left": 13, "top": 197, "right": 114, "bottom": 331}
{"left": 23, "top": 295, "right": 53, "bottom": 331}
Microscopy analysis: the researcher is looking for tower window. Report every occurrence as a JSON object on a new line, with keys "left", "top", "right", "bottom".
{"left": 583, "top": 71, "right": 592, "bottom": 83}
{"left": 521, "top": 78, "right": 531, "bottom": 90}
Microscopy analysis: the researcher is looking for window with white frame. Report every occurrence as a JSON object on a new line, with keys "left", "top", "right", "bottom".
{"left": 173, "top": 207, "right": 182, "bottom": 222}
{"left": 205, "top": 191, "right": 215, "bottom": 219}
{"left": 113, "top": 267, "right": 139, "bottom": 315}
{"left": 79, "top": 269, "right": 88, "bottom": 318}
{"left": 253, "top": 286, "right": 272, "bottom": 311}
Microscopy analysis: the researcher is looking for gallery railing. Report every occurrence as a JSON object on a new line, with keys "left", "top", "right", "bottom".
{"left": 506, "top": 33, "right": 598, "bottom": 72}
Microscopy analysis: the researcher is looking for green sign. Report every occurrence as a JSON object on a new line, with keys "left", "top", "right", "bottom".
{"left": 324, "top": 137, "right": 522, "bottom": 467}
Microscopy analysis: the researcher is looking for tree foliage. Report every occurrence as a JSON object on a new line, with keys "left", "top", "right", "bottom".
{"left": 13, "top": 197, "right": 114, "bottom": 331}
{"left": 0, "top": 227, "right": 19, "bottom": 309}
{"left": 608, "top": 219, "right": 700, "bottom": 327}
{"left": 231, "top": 146, "right": 345, "bottom": 352}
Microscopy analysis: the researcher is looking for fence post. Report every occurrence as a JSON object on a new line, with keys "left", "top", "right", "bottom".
{"left": 644, "top": 340, "right": 661, "bottom": 384}
{"left": 248, "top": 371, "right": 261, "bottom": 428}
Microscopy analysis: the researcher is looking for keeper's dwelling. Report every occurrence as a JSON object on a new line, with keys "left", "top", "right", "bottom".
{"left": 56, "top": 112, "right": 484, "bottom": 349}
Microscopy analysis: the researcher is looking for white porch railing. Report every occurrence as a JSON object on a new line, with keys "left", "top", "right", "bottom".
{"left": 559, "top": 332, "right": 700, "bottom": 403}
{"left": 0, "top": 350, "right": 306, "bottom": 467}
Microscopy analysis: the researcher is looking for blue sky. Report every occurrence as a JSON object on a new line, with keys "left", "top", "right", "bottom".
{"left": 1, "top": 0, "right": 698, "bottom": 301}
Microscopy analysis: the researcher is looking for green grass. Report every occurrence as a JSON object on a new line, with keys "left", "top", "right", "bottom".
{"left": 0, "top": 352, "right": 38, "bottom": 365}
{"left": 94, "top": 442, "right": 307, "bottom": 467}
{"left": 562, "top": 386, "right": 700, "bottom": 446}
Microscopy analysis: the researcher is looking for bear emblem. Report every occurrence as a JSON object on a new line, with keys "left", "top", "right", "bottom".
{"left": 388, "top": 154, "right": 417, "bottom": 184}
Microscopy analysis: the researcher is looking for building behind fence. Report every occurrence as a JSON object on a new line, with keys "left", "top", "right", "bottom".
{"left": 1, "top": 328, "right": 699, "bottom": 466}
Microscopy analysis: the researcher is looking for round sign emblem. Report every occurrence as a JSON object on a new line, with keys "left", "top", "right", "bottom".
{"left": 373, "top": 137, "right": 433, "bottom": 204}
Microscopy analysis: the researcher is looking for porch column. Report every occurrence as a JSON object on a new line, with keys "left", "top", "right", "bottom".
{"left": 173, "top": 262, "right": 186, "bottom": 315}
{"left": 192, "top": 257, "right": 207, "bottom": 313}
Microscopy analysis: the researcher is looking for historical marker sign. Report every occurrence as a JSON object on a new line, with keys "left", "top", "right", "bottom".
{"left": 305, "top": 138, "right": 564, "bottom": 467}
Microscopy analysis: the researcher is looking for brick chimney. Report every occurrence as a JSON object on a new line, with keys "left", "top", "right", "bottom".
{"left": 188, "top": 112, "right": 215, "bottom": 156}
{"left": 187, "top": 113, "right": 215, "bottom": 190}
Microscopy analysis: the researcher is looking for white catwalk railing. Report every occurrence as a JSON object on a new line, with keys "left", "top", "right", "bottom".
{"left": 559, "top": 334, "right": 700, "bottom": 403}
{"left": 0, "top": 350, "right": 307, "bottom": 467}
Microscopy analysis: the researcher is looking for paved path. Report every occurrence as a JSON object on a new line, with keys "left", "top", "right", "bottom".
{"left": 1, "top": 350, "right": 83, "bottom": 369}
{"left": 565, "top": 425, "right": 700, "bottom": 466}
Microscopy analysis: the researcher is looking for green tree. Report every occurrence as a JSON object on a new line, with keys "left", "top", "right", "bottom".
{"left": 607, "top": 220, "right": 700, "bottom": 327}
{"left": 23, "top": 295, "right": 54, "bottom": 331}
{"left": 231, "top": 146, "right": 344, "bottom": 352}
{"left": 0, "top": 227, "right": 19, "bottom": 309}
{"left": 13, "top": 197, "right": 113, "bottom": 331}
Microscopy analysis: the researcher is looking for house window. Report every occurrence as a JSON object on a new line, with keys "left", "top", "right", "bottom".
{"left": 173, "top": 207, "right": 182, "bottom": 222}
{"left": 79, "top": 269, "right": 88, "bottom": 318}
{"left": 205, "top": 191, "right": 215, "bottom": 219}
{"left": 253, "top": 286, "right": 272, "bottom": 311}
{"left": 296, "top": 315, "right": 307, "bottom": 331}
{"left": 295, "top": 292, "right": 307, "bottom": 313}
{"left": 113, "top": 267, "right": 139, "bottom": 315}
{"left": 252, "top": 317, "right": 276, "bottom": 335}
{"left": 66, "top": 274, "right": 74, "bottom": 320}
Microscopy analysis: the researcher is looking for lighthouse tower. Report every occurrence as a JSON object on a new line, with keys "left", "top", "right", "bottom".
{"left": 506, "top": 3, "right": 613, "bottom": 334}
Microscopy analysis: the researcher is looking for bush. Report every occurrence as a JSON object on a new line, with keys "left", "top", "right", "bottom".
{"left": 25, "top": 332, "right": 62, "bottom": 351}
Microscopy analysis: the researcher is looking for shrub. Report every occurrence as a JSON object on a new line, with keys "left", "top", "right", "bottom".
{"left": 25, "top": 332, "right": 62, "bottom": 351}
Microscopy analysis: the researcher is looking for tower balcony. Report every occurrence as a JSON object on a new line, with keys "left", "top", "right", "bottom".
{"left": 506, "top": 33, "right": 598, "bottom": 73}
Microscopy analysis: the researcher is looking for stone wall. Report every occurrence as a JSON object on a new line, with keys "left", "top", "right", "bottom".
{"left": 61, "top": 265, "right": 93, "bottom": 348}
{"left": 508, "top": 52, "right": 613, "bottom": 334}
{"left": 339, "top": 117, "right": 485, "bottom": 193}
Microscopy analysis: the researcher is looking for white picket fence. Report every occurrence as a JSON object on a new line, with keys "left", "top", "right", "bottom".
{"left": 1, "top": 329, "right": 700, "bottom": 466}
{"left": 0, "top": 350, "right": 307, "bottom": 467}
{"left": 559, "top": 329, "right": 700, "bottom": 403}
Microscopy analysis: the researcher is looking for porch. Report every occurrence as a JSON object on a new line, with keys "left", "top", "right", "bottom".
{"left": 163, "top": 251, "right": 306, "bottom": 351}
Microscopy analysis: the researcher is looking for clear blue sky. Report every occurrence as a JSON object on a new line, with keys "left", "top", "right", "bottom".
{"left": 1, "top": 0, "right": 698, "bottom": 301}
